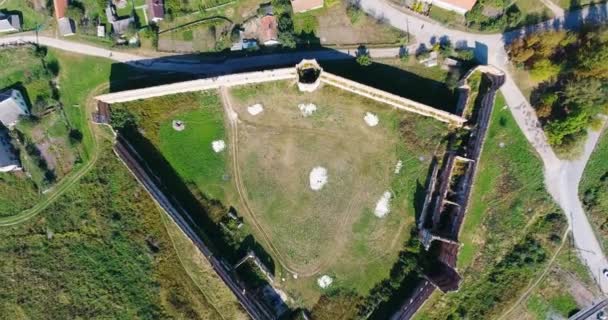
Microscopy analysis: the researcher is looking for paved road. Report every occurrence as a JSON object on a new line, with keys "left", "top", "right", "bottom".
{"left": 356, "top": 0, "right": 608, "bottom": 293}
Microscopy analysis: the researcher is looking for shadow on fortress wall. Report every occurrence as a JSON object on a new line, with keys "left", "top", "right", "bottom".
{"left": 107, "top": 45, "right": 460, "bottom": 112}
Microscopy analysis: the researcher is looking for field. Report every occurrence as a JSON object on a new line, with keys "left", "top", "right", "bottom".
{"left": 580, "top": 131, "right": 608, "bottom": 248}
{"left": 0, "top": 46, "right": 249, "bottom": 318}
{"left": 112, "top": 78, "right": 451, "bottom": 307}
{"left": 293, "top": 0, "right": 407, "bottom": 46}
{"left": 0, "top": 146, "right": 246, "bottom": 319}
{"left": 415, "top": 94, "right": 568, "bottom": 319}
{"left": 228, "top": 81, "right": 447, "bottom": 287}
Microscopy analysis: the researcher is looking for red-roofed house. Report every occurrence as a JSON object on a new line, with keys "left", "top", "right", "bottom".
{"left": 147, "top": 0, "right": 164, "bottom": 23}
{"left": 426, "top": 0, "right": 477, "bottom": 15}
{"left": 291, "top": 0, "right": 323, "bottom": 13}
{"left": 259, "top": 15, "right": 279, "bottom": 46}
{"left": 53, "top": 0, "right": 75, "bottom": 36}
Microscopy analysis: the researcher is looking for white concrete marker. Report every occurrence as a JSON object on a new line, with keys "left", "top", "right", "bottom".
{"left": 317, "top": 275, "right": 333, "bottom": 288}
{"left": 212, "top": 140, "right": 226, "bottom": 153}
{"left": 364, "top": 112, "right": 379, "bottom": 127}
{"left": 298, "top": 103, "right": 317, "bottom": 117}
{"left": 394, "top": 160, "right": 403, "bottom": 174}
{"left": 247, "top": 103, "right": 264, "bottom": 116}
{"left": 309, "top": 166, "right": 328, "bottom": 191}
{"left": 374, "top": 191, "right": 392, "bottom": 218}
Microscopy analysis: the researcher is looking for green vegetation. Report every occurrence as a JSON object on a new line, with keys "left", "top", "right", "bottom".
{"left": 292, "top": 0, "right": 407, "bottom": 46}
{"left": 0, "top": 45, "right": 246, "bottom": 317}
{"left": 416, "top": 93, "right": 567, "bottom": 319}
{"left": 0, "top": 147, "right": 244, "bottom": 319}
{"left": 465, "top": 0, "right": 551, "bottom": 31}
{"left": 0, "top": 46, "right": 83, "bottom": 210}
{"left": 515, "top": 236, "right": 596, "bottom": 319}
{"left": 508, "top": 27, "right": 608, "bottom": 153}
{"left": 580, "top": 132, "right": 608, "bottom": 248}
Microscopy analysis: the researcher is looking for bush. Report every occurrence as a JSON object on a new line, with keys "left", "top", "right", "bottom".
{"left": 356, "top": 53, "right": 372, "bottom": 66}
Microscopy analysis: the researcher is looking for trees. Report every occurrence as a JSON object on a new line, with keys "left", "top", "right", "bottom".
{"left": 529, "top": 59, "right": 560, "bottom": 82}
{"left": 66, "top": 1, "right": 85, "bottom": 23}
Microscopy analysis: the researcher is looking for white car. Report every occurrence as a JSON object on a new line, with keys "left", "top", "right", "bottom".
{"left": 603, "top": 269, "right": 608, "bottom": 278}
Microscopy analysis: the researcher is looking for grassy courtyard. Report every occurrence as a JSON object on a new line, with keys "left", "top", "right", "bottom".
{"left": 112, "top": 79, "right": 451, "bottom": 307}
{"left": 228, "top": 81, "right": 448, "bottom": 296}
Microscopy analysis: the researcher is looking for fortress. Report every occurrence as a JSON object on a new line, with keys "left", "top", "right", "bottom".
{"left": 95, "top": 60, "right": 506, "bottom": 319}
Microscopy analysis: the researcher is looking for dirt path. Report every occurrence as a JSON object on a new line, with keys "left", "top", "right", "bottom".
{"left": 218, "top": 86, "right": 323, "bottom": 278}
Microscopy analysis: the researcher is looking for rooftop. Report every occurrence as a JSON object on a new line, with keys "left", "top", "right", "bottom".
{"left": 0, "top": 89, "right": 29, "bottom": 128}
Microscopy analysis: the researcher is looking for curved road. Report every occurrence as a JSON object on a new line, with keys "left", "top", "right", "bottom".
{"left": 1, "top": 2, "right": 607, "bottom": 291}
{"left": 356, "top": 0, "right": 608, "bottom": 293}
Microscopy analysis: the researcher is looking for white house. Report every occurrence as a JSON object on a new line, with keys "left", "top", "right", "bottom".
{"left": 0, "top": 13, "right": 21, "bottom": 33}
{"left": 0, "top": 89, "right": 29, "bottom": 128}
{"left": 425, "top": 0, "right": 477, "bottom": 15}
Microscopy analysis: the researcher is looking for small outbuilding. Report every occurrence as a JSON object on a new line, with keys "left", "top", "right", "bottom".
{"left": 0, "top": 13, "right": 21, "bottom": 33}
{"left": 0, "top": 128, "right": 20, "bottom": 172}
{"left": 147, "top": 0, "right": 164, "bottom": 23}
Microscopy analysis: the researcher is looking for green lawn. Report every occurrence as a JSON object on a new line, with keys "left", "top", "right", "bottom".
{"left": 458, "top": 93, "right": 555, "bottom": 269}
{"left": 158, "top": 94, "right": 227, "bottom": 200}
{"left": 580, "top": 131, "right": 608, "bottom": 248}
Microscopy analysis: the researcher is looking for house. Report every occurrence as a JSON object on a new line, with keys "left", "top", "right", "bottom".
{"left": 0, "top": 129, "right": 20, "bottom": 172}
{"left": 424, "top": 0, "right": 477, "bottom": 15}
{"left": 0, "top": 89, "right": 29, "bottom": 128}
{"left": 147, "top": 0, "right": 164, "bottom": 23}
{"left": 0, "top": 13, "right": 21, "bottom": 33}
{"left": 259, "top": 15, "right": 279, "bottom": 46}
{"left": 58, "top": 17, "right": 75, "bottom": 36}
{"left": 53, "top": 0, "right": 75, "bottom": 36}
{"left": 291, "top": 0, "right": 324, "bottom": 13}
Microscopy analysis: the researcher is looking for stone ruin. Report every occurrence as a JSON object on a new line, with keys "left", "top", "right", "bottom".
{"left": 295, "top": 59, "right": 322, "bottom": 92}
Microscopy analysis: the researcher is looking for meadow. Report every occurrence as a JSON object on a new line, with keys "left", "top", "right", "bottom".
{"left": 415, "top": 94, "right": 569, "bottom": 319}
{"left": 0, "top": 46, "right": 247, "bottom": 318}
